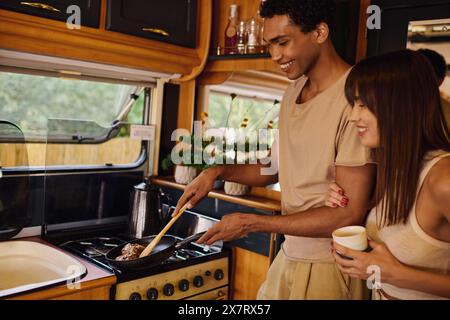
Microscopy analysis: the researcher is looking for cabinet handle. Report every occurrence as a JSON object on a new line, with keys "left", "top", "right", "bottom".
{"left": 142, "top": 27, "right": 170, "bottom": 37}
{"left": 20, "top": 2, "right": 61, "bottom": 12}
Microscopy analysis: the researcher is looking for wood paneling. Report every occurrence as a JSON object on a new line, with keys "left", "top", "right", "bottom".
{"left": 198, "top": 71, "right": 233, "bottom": 86}
{"left": 206, "top": 57, "right": 278, "bottom": 73}
{"left": 228, "top": 70, "right": 290, "bottom": 91}
{"left": 0, "top": 139, "right": 142, "bottom": 167}
{"left": 177, "top": 0, "right": 213, "bottom": 82}
{"left": 177, "top": 80, "right": 197, "bottom": 132}
{"left": 52, "top": 286, "right": 111, "bottom": 300}
{"left": 231, "top": 247, "right": 270, "bottom": 300}
{"left": 12, "top": 281, "right": 113, "bottom": 300}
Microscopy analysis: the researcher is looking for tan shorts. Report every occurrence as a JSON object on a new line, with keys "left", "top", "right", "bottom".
{"left": 257, "top": 249, "right": 370, "bottom": 300}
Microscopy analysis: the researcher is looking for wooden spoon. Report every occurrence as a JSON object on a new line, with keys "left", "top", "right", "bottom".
{"left": 139, "top": 202, "right": 190, "bottom": 258}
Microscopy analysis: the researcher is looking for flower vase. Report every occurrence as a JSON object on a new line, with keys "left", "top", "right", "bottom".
{"left": 174, "top": 165, "right": 197, "bottom": 185}
{"left": 224, "top": 181, "right": 249, "bottom": 196}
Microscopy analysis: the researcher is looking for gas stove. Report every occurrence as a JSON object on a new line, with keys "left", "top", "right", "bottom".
{"left": 56, "top": 211, "right": 231, "bottom": 300}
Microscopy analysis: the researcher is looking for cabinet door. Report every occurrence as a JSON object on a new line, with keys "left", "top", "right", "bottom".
{"left": 0, "top": 0, "right": 100, "bottom": 28}
{"left": 106, "top": 0, "right": 198, "bottom": 48}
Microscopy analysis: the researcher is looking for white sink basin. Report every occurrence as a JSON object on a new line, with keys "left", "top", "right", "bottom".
{"left": 0, "top": 241, "right": 87, "bottom": 298}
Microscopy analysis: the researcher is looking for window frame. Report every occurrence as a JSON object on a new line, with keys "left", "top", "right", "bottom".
{"left": 0, "top": 84, "right": 153, "bottom": 175}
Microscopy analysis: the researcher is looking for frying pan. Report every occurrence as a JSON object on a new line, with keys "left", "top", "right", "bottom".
{"left": 105, "top": 232, "right": 206, "bottom": 271}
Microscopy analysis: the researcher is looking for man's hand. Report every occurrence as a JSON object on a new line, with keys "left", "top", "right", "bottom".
{"left": 173, "top": 167, "right": 221, "bottom": 216}
{"left": 197, "top": 213, "right": 254, "bottom": 245}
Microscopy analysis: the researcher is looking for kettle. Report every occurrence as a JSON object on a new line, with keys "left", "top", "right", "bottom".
{"left": 128, "top": 179, "right": 169, "bottom": 239}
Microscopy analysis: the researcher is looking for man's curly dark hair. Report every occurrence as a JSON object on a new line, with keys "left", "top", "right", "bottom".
{"left": 260, "top": 0, "right": 336, "bottom": 33}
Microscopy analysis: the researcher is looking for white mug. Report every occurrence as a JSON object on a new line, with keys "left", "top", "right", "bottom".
{"left": 332, "top": 226, "right": 368, "bottom": 251}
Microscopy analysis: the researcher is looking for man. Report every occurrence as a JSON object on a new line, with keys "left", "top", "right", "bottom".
{"left": 417, "top": 49, "right": 450, "bottom": 128}
{"left": 174, "top": 0, "right": 375, "bottom": 300}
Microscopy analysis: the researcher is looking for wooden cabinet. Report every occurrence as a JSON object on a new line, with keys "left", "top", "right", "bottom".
{"left": 231, "top": 247, "right": 270, "bottom": 300}
{"left": 106, "top": 0, "right": 198, "bottom": 48}
{"left": 9, "top": 282, "right": 114, "bottom": 300}
{"left": 0, "top": 0, "right": 212, "bottom": 77}
{"left": 0, "top": 0, "right": 100, "bottom": 28}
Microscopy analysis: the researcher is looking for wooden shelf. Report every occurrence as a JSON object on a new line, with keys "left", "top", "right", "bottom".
{"left": 208, "top": 53, "right": 271, "bottom": 61}
{"left": 206, "top": 0, "right": 280, "bottom": 73}
{"left": 151, "top": 176, "right": 281, "bottom": 212}
{"left": 205, "top": 56, "right": 279, "bottom": 73}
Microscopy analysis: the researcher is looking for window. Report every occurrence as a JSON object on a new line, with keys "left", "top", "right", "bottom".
{"left": 204, "top": 77, "right": 283, "bottom": 148}
{"left": 208, "top": 91, "right": 280, "bottom": 132}
{"left": 0, "top": 72, "right": 145, "bottom": 137}
{"left": 0, "top": 71, "right": 148, "bottom": 169}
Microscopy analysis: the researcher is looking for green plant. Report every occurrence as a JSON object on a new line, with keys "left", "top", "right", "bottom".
{"left": 160, "top": 134, "right": 219, "bottom": 171}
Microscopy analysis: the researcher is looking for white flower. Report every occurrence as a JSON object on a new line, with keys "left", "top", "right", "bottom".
{"left": 257, "top": 150, "right": 270, "bottom": 159}
{"left": 236, "top": 151, "right": 246, "bottom": 164}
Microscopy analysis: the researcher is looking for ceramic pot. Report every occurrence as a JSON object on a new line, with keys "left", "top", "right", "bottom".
{"left": 224, "top": 181, "right": 249, "bottom": 196}
{"left": 174, "top": 165, "right": 197, "bottom": 185}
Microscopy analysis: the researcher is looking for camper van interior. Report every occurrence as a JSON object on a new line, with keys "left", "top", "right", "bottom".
{"left": 0, "top": 0, "right": 449, "bottom": 303}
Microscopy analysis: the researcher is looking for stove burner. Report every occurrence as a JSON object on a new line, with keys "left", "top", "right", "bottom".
{"left": 60, "top": 234, "right": 221, "bottom": 275}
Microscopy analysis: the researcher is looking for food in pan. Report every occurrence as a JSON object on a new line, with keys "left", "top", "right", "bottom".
{"left": 115, "top": 243, "right": 146, "bottom": 261}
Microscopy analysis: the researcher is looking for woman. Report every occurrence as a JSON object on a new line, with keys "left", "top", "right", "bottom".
{"left": 326, "top": 49, "right": 450, "bottom": 300}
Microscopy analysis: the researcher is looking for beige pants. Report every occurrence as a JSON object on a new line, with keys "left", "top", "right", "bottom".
{"left": 257, "top": 249, "right": 370, "bottom": 300}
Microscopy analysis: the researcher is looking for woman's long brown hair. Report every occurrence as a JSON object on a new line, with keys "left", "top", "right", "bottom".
{"left": 345, "top": 49, "right": 450, "bottom": 227}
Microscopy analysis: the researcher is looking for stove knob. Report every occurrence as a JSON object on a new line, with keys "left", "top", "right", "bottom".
{"left": 193, "top": 275, "right": 204, "bottom": 288}
{"left": 146, "top": 288, "right": 159, "bottom": 300}
{"left": 179, "top": 279, "right": 190, "bottom": 292}
{"left": 214, "top": 269, "right": 225, "bottom": 281}
{"left": 129, "top": 292, "right": 142, "bottom": 300}
{"left": 163, "top": 283, "right": 175, "bottom": 296}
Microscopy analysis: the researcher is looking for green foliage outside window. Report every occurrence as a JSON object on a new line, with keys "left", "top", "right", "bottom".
{"left": 0, "top": 72, "right": 144, "bottom": 137}
{"left": 208, "top": 91, "right": 279, "bottom": 131}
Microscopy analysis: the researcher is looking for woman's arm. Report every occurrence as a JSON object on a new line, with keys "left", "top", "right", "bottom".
{"left": 332, "top": 241, "right": 450, "bottom": 299}
{"left": 393, "top": 264, "right": 450, "bottom": 299}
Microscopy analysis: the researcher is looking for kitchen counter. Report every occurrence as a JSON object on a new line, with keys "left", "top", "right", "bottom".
{"left": 6, "top": 237, "right": 116, "bottom": 300}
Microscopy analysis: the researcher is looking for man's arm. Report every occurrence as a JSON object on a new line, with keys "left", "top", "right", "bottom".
{"left": 198, "top": 164, "right": 375, "bottom": 244}
{"left": 173, "top": 163, "right": 279, "bottom": 215}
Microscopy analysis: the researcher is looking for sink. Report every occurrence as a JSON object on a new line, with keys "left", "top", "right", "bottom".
{"left": 0, "top": 241, "right": 87, "bottom": 298}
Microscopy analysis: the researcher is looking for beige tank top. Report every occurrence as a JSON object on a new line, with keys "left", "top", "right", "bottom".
{"left": 366, "top": 151, "right": 450, "bottom": 300}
